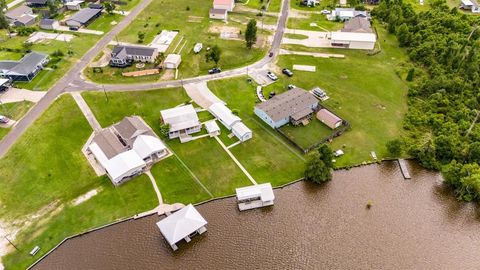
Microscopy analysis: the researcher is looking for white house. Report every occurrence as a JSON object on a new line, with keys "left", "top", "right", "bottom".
{"left": 236, "top": 183, "right": 275, "bottom": 211}
{"left": 213, "top": 0, "right": 234, "bottom": 11}
{"left": 209, "top": 8, "right": 228, "bottom": 20}
{"left": 205, "top": 120, "right": 220, "bottom": 137}
{"left": 330, "top": 31, "right": 376, "bottom": 50}
{"left": 328, "top": 8, "right": 368, "bottom": 21}
{"left": 160, "top": 104, "right": 202, "bottom": 140}
{"left": 156, "top": 204, "right": 208, "bottom": 251}
{"left": 87, "top": 116, "right": 169, "bottom": 185}
{"left": 164, "top": 54, "right": 181, "bottom": 69}
{"left": 208, "top": 102, "right": 252, "bottom": 142}
{"left": 461, "top": 0, "right": 480, "bottom": 12}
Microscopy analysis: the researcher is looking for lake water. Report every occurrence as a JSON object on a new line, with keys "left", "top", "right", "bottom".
{"left": 34, "top": 161, "right": 480, "bottom": 270}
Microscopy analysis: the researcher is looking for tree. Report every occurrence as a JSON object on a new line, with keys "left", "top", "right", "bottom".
{"left": 205, "top": 45, "right": 221, "bottom": 66}
{"left": 304, "top": 145, "right": 334, "bottom": 184}
{"left": 406, "top": 68, "right": 415, "bottom": 81}
{"left": 0, "top": 0, "right": 8, "bottom": 30}
{"left": 159, "top": 123, "right": 170, "bottom": 138}
{"left": 245, "top": 19, "right": 257, "bottom": 49}
{"left": 396, "top": 23, "right": 410, "bottom": 47}
{"left": 104, "top": 2, "right": 116, "bottom": 14}
{"left": 137, "top": 31, "right": 145, "bottom": 43}
{"left": 386, "top": 139, "right": 402, "bottom": 156}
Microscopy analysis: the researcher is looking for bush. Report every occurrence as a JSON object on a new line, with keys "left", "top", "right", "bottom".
{"left": 186, "top": 6, "right": 190, "bottom": 10}
{"left": 386, "top": 139, "right": 403, "bottom": 156}
{"left": 304, "top": 145, "right": 334, "bottom": 184}
{"left": 16, "top": 27, "right": 36, "bottom": 36}
{"left": 51, "top": 49, "right": 64, "bottom": 57}
{"left": 406, "top": 68, "right": 415, "bottom": 81}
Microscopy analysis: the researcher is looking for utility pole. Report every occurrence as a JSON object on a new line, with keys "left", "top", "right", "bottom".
{"left": 4, "top": 235, "right": 19, "bottom": 251}
{"left": 102, "top": 85, "right": 109, "bottom": 102}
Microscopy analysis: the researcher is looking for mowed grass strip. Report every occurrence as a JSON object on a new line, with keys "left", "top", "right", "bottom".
{"left": 0, "top": 101, "right": 34, "bottom": 140}
{"left": 0, "top": 95, "right": 158, "bottom": 269}
{"left": 82, "top": 89, "right": 251, "bottom": 197}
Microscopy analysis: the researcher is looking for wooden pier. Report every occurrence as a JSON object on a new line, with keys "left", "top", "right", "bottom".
{"left": 398, "top": 159, "right": 411, "bottom": 179}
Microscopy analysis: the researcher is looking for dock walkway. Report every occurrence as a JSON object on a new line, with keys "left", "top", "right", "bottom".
{"left": 398, "top": 159, "right": 411, "bottom": 179}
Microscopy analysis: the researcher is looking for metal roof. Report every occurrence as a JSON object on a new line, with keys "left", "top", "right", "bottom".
{"left": 67, "top": 8, "right": 101, "bottom": 24}
{"left": 331, "top": 31, "right": 376, "bottom": 42}
{"left": 316, "top": 109, "right": 342, "bottom": 129}
{"left": 160, "top": 105, "right": 200, "bottom": 132}
{"left": 255, "top": 88, "right": 318, "bottom": 122}
{"left": 156, "top": 204, "right": 207, "bottom": 246}
{"left": 208, "top": 102, "right": 240, "bottom": 129}
{"left": 0, "top": 52, "right": 48, "bottom": 76}
{"left": 40, "top": 18, "right": 58, "bottom": 25}
{"left": 236, "top": 183, "right": 275, "bottom": 202}
{"left": 112, "top": 45, "right": 157, "bottom": 58}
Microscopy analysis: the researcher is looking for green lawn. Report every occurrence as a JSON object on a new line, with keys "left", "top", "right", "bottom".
{"left": 117, "top": 0, "right": 142, "bottom": 11}
{"left": 287, "top": 12, "right": 343, "bottom": 31}
{"left": 0, "top": 30, "right": 98, "bottom": 91}
{"left": 279, "top": 118, "right": 337, "bottom": 149}
{"left": 0, "top": 101, "right": 34, "bottom": 140}
{"left": 208, "top": 77, "right": 306, "bottom": 186}
{"left": 0, "top": 95, "right": 158, "bottom": 269}
{"left": 87, "top": 13, "right": 124, "bottom": 32}
{"left": 290, "top": 0, "right": 336, "bottom": 11}
{"left": 85, "top": 0, "right": 267, "bottom": 84}
{"left": 267, "top": 26, "right": 409, "bottom": 166}
{"left": 240, "top": 0, "right": 282, "bottom": 12}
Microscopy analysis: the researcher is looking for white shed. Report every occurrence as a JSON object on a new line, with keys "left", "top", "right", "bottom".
{"left": 164, "top": 54, "right": 182, "bottom": 69}
{"left": 232, "top": 122, "right": 252, "bottom": 142}
{"left": 156, "top": 204, "right": 207, "bottom": 251}
{"left": 209, "top": 8, "right": 228, "bottom": 20}
{"left": 236, "top": 183, "right": 275, "bottom": 211}
{"left": 330, "top": 31, "right": 376, "bottom": 50}
{"left": 205, "top": 120, "right": 220, "bottom": 137}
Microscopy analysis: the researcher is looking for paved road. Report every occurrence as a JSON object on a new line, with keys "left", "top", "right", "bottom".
{"left": 0, "top": 0, "right": 290, "bottom": 157}
{"left": 0, "top": 0, "right": 154, "bottom": 157}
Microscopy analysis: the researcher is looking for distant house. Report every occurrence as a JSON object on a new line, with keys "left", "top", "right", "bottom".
{"left": 65, "top": 0, "right": 83, "bottom": 10}
{"left": 300, "top": 0, "right": 319, "bottom": 6}
{"left": 254, "top": 88, "right": 319, "bottom": 129}
{"left": 328, "top": 8, "right": 368, "bottom": 21}
{"left": 163, "top": 54, "right": 181, "bottom": 69}
{"left": 25, "top": 0, "right": 49, "bottom": 7}
{"left": 0, "top": 52, "right": 49, "bottom": 82}
{"left": 87, "top": 116, "right": 169, "bottom": 185}
{"left": 156, "top": 204, "right": 207, "bottom": 251}
{"left": 341, "top": 17, "right": 373, "bottom": 33}
{"left": 330, "top": 31, "right": 376, "bottom": 50}
{"left": 209, "top": 8, "right": 228, "bottom": 21}
{"left": 213, "top": 0, "right": 234, "bottom": 11}
{"left": 110, "top": 45, "right": 158, "bottom": 67}
{"left": 88, "top": 3, "right": 103, "bottom": 9}
{"left": 208, "top": 102, "right": 252, "bottom": 142}
{"left": 160, "top": 104, "right": 202, "bottom": 140}
{"left": 5, "top": 5, "right": 36, "bottom": 27}
{"left": 40, "top": 19, "right": 60, "bottom": 30}
{"left": 65, "top": 8, "right": 102, "bottom": 28}
{"left": 460, "top": 0, "right": 480, "bottom": 12}
{"left": 316, "top": 109, "right": 342, "bottom": 129}
{"left": 236, "top": 183, "right": 275, "bottom": 211}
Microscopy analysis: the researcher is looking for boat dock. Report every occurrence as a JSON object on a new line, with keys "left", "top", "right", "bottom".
{"left": 398, "top": 159, "right": 411, "bottom": 179}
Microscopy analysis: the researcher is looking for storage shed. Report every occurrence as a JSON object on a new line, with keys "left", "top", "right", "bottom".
{"left": 163, "top": 54, "right": 182, "bottom": 69}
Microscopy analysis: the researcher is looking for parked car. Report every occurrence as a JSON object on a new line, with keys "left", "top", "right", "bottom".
{"left": 287, "top": 84, "right": 297, "bottom": 90}
{"left": 208, "top": 67, "right": 222, "bottom": 74}
{"left": 320, "top": 9, "right": 331, "bottom": 14}
{"left": 69, "top": 27, "right": 79, "bottom": 31}
{"left": 269, "top": 92, "right": 276, "bottom": 99}
{"left": 282, "top": 68, "right": 293, "bottom": 77}
{"left": 0, "top": 115, "right": 10, "bottom": 124}
{"left": 266, "top": 71, "right": 278, "bottom": 81}
{"left": 312, "top": 87, "right": 329, "bottom": 101}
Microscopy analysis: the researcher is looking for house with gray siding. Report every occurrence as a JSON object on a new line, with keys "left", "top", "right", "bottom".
{"left": 110, "top": 45, "right": 159, "bottom": 67}
{"left": 254, "top": 88, "right": 319, "bottom": 129}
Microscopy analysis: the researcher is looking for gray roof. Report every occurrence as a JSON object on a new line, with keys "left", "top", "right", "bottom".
{"left": 0, "top": 52, "right": 48, "bottom": 76}
{"left": 67, "top": 8, "right": 101, "bottom": 24}
{"left": 113, "top": 116, "right": 155, "bottom": 146}
{"left": 112, "top": 45, "right": 157, "bottom": 59}
{"left": 26, "top": 0, "right": 48, "bottom": 4}
{"left": 15, "top": 15, "right": 35, "bottom": 25}
{"left": 40, "top": 18, "right": 57, "bottom": 26}
{"left": 255, "top": 88, "right": 318, "bottom": 122}
{"left": 92, "top": 129, "right": 127, "bottom": 159}
{"left": 342, "top": 17, "right": 372, "bottom": 33}
{"left": 5, "top": 5, "right": 32, "bottom": 20}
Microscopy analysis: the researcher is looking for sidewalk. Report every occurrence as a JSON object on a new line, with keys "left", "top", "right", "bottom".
{"left": 214, "top": 136, "right": 257, "bottom": 185}
{"left": 70, "top": 92, "right": 102, "bottom": 131}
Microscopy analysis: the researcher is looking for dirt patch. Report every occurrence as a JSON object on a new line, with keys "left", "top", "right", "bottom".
{"left": 72, "top": 188, "right": 101, "bottom": 206}
{"left": 208, "top": 25, "right": 240, "bottom": 34}
{"left": 161, "top": 69, "right": 175, "bottom": 80}
{"left": 188, "top": 16, "right": 203, "bottom": 23}
{"left": 122, "top": 69, "right": 160, "bottom": 77}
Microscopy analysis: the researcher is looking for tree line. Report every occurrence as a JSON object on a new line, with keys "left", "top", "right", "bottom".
{"left": 374, "top": 0, "right": 480, "bottom": 201}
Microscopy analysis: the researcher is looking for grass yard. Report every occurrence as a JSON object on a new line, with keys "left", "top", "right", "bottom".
{"left": 208, "top": 77, "right": 306, "bottom": 186}
{"left": 290, "top": 0, "right": 336, "bottom": 11}
{"left": 117, "top": 0, "right": 142, "bottom": 11}
{"left": 0, "top": 101, "right": 34, "bottom": 140}
{"left": 0, "top": 95, "right": 158, "bottom": 269}
{"left": 266, "top": 26, "right": 409, "bottom": 166}
{"left": 0, "top": 30, "right": 98, "bottom": 91}
{"left": 287, "top": 12, "right": 343, "bottom": 31}
{"left": 279, "top": 118, "right": 337, "bottom": 149}
{"left": 81, "top": 89, "right": 252, "bottom": 196}
{"left": 86, "top": 0, "right": 267, "bottom": 84}
{"left": 87, "top": 13, "right": 124, "bottom": 32}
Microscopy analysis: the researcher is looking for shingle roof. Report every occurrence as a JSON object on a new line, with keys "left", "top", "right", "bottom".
{"left": 5, "top": 5, "right": 32, "bottom": 20}
{"left": 15, "top": 15, "right": 35, "bottom": 25}
{"left": 92, "top": 129, "right": 126, "bottom": 159}
{"left": 316, "top": 109, "right": 342, "bottom": 129}
{"left": 0, "top": 52, "right": 48, "bottom": 76}
{"left": 26, "top": 0, "right": 48, "bottom": 4}
{"left": 112, "top": 45, "right": 157, "bottom": 58}
{"left": 40, "top": 18, "right": 57, "bottom": 26}
{"left": 67, "top": 8, "right": 101, "bottom": 24}
{"left": 341, "top": 17, "right": 372, "bottom": 33}
{"left": 113, "top": 116, "right": 155, "bottom": 146}
{"left": 255, "top": 88, "right": 318, "bottom": 122}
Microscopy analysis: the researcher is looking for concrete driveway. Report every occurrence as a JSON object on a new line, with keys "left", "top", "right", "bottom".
{"left": 0, "top": 88, "right": 46, "bottom": 104}
{"left": 282, "top": 29, "right": 332, "bottom": 48}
